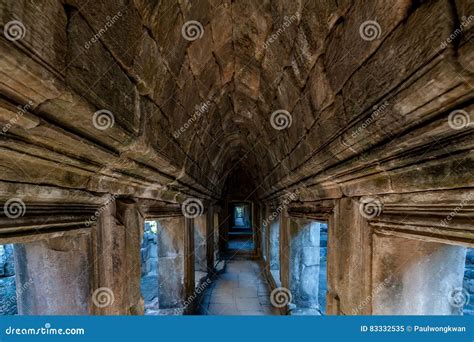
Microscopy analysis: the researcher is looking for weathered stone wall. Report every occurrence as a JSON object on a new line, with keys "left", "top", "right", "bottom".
{"left": 156, "top": 217, "right": 186, "bottom": 310}
{"left": 14, "top": 236, "right": 91, "bottom": 315}
{"left": 269, "top": 217, "right": 280, "bottom": 271}
{"left": 371, "top": 235, "right": 466, "bottom": 315}
{"left": 194, "top": 215, "right": 207, "bottom": 274}
{"left": 289, "top": 219, "right": 320, "bottom": 310}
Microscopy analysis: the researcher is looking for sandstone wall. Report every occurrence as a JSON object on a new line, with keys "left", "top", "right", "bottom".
{"left": 0, "top": 0, "right": 471, "bottom": 205}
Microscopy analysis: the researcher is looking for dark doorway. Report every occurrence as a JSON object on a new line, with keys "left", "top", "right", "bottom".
{"left": 228, "top": 202, "right": 253, "bottom": 252}
{"left": 231, "top": 203, "right": 251, "bottom": 229}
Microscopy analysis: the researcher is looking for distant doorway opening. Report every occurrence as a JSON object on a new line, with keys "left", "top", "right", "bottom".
{"left": 228, "top": 202, "right": 253, "bottom": 252}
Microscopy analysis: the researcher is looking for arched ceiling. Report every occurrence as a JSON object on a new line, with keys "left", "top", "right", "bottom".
{"left": 1, "top": 0, "right": 471, "bottom": 204}
{"left": 131, "top": 0, "right": 347, "bottom": 198}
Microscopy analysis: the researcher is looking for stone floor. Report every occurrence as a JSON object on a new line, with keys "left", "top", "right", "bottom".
{"left": 227, "top": 239, "right": 254, "bottom": 252}
{"left": 198, "top": 259, "right": 279, "bottom": 315}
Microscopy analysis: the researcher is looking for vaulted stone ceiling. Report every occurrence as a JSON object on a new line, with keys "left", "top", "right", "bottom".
{"left": 0, "top": 0, "right": 472, "bottom": 205}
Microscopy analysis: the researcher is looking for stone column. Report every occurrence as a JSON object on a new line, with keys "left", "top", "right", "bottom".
{"left": 116, "top": 199, "right": 144, "bottom": 315}
{"left": 288, "top": 218, "right": 321, "bottom": 311}
{"left": 253, "top": 203, "right": 261, "bottom": 257}
{"left": 371, "top": 234, "right": 467, "bottom": 315}
{"left": 327, "top": 198, "right": 371, "bottom": 315}
{"left": 213, "top": 207, "right": 220, "bottom": 264}
{"left": 206, "top": 206, "right": 215, "bottom": 273}
{"left": 269, "top": 215, "right": 280, "bottom": 272}
{"left": 194, "top": 214, "right": 207, "bottom": 277}
{"left": 93, "top": 198, "right": 143, "bottom": 315}
{"left": 184, "top": 217, "right": 195, "bottom": 312}
{"left": 14, "top": 234, "right": 91, "bottom": 315}
{"left": 280, "top": 209, "right": 290, "bottom": 289}
{"left": 156, "top": 216, "right": 186, "bottom": 311}
{"left": 261, "top": 206, "right": 268, "bottom": 262}
{"left": 221, "top": 201, "right": 230, "bottom": 249}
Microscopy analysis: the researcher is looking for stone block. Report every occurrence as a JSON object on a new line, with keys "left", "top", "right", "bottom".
{"left": 158, "top": 256, "right": 184, "bottom": 309}
{"left": 14, "top": 236, "right": 91, "bottom": 315}
{"left": 67, "top": 0, "right": 143, "bottom": 71}
{"left": 66, "top": 13, "right": 139, "bottom": 135}
{"left": 0, "top": 0, "right": 67, "bottom": 71}
{"left": 302, "top": 247, "right": 320, "bottom": 266}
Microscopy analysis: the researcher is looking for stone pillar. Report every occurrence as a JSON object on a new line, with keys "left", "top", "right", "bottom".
{"left": 156, "top": 216, "right": 186, "bottom": 311}
{"left": 327, "top": 198, "right": 371, "bottom": 315}
{"left": 14, "top": 234, "right": 91, "bottom": 315}
{"left": 94, "top": 199, "right": 143, "bottom": 315}
{"left": 371, "top": 234, "right": 467, "bottom": 315}
{"left": 269, "top": 215, "right": 280, "bottom": 272}
{"left": 194, "top": 214, "right": 207, "bottom": 277}
{"left": 184, "top": 217, "right": 195, "bottom": 312}
{"left": 206, "top": 206, "right": 215, "bottom": 273}
{"left": 218, "top": 202, "right": 225, "bottom": 251}
{"left": 213, "top": 208, "right": 220, "bottom": 264}
{"left": 280, "top": 209, "right": 290, "bottom": 289}
{"left": 222, "top": 201, "right": 230, "bottom": 249}
{"left": 289, "top": 218, "right": 321, "bottom": 311}
{"left": 261, "top": 206, "right": 268, "bottom": 261}
{"left": 254, "top": 203, "right": 261, "bottom": 257}
{"left": 116, "top": 199, "right": 144, "bottom": 315}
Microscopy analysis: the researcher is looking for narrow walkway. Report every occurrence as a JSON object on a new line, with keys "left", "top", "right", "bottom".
{"left": 198, "top": 259, "right": 279, "bottom": 315}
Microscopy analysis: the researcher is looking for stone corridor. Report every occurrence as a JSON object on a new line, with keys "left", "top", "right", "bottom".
{"left": 0, "top": 0, "right": 473, "bottom": 317}
{"left": 198, "top": 259, "right": 278, "bottom": 316}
